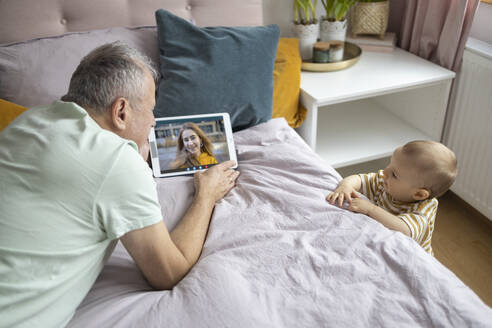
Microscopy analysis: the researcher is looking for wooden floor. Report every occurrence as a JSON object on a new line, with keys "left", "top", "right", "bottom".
{"left": 433, "top": 191, "right": 492, "bottom": 307}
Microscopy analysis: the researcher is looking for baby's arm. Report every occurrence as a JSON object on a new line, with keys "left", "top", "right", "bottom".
{"left": 326, "top": 175, "right": 362, "bottom": 207}
{"left": 348, "top": 196, "right": 411, "bottom": 236}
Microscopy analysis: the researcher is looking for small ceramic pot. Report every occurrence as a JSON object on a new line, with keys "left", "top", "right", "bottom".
{"left": 320, "top": 18, "right": 347, "bottom": 42}
{"left": 294, "top": 23, "right": 319, "bottom": 60}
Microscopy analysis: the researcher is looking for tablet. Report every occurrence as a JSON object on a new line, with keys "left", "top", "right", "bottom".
{"left": 148, "top": 113, "right": 237, "bottom": 178}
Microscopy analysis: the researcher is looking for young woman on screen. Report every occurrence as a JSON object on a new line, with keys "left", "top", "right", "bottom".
{"left": 170, "top": 122, "right": 218, "bottom": 169}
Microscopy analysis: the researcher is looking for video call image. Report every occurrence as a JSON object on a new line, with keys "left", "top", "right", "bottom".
{"left": 154, "top": 117, "right": 230, "bottom": 173}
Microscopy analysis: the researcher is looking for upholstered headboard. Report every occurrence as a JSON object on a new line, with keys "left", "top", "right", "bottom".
{"left": 0, "top": 0, "right": 303, "bottom": 130}
{"left": 0, "top": 0, "right": 263, "bottom": 44}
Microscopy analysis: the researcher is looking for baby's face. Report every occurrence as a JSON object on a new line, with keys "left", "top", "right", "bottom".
{"left": 382, "top": 147, "right": 422, "bottom": 202}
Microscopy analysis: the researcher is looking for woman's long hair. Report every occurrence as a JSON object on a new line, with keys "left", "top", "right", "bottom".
{"left": 170, "top": 122, "right": 215, "bottom": 169}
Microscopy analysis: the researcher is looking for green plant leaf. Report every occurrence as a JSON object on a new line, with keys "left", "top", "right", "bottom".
{"left": 294, "top": 0, "right": 317, "bottom": 24}
{"left": 321, "top": 0, "right": 357, "bottom": 21}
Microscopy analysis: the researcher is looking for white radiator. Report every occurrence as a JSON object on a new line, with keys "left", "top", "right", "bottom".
{"left": 443, "top": 38, "right": 492, "bottom": 220}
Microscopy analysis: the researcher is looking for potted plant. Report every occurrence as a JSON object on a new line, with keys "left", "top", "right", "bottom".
{"left": 351, "top": 0, "right": 389, "bottom": 39}
{"left": 294, "top": 0, "right": 318, "bottom": 60}
{"left": 320, "top": 0, "right": 357, "bottom": 42}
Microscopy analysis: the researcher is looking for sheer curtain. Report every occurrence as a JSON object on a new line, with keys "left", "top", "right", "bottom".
{"left": 390, "top": 0, "right": 479, "bottom": 71}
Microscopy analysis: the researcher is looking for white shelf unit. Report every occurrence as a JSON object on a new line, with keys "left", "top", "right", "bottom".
{"left": 296, "top": 47, "right": 455, "bottom": 168}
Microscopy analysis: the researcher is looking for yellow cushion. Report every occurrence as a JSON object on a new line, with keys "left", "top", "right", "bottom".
{"left": 272, "top": 38, "right": 306, "bottom": 128}
{"left": 0, "top": 99, "right": 28, "bottom": 132}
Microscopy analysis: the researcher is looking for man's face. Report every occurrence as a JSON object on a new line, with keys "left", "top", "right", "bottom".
{"left": 126, "top": 68, "right": 156, "bottom": 150}
{"left": 382, "top": 147, "right": 421, "bottom": 202}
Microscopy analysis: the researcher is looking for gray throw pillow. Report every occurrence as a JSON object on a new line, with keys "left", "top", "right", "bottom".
{"left": 0, "top": 27, "right": 159, "bottom": 108}
{"left": 154, "top": 10, "right": 280, "bottom": 132}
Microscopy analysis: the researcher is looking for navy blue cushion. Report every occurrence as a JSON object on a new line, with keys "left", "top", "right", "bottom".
{"left": 154, "top": 10, "right": 280, "bottom": 131}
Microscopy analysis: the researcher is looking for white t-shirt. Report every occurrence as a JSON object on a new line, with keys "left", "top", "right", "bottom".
{"left": 0, "top": 101, "right": 162, "bottom": 327}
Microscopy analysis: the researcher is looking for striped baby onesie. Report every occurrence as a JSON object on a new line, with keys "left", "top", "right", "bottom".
{"left": 359, "top": 170, "right": 438, "bottom": 255}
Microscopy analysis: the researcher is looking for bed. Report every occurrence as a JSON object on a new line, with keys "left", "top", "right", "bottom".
{"left": 1, "top": 0, "right": 491, "bottom": 327}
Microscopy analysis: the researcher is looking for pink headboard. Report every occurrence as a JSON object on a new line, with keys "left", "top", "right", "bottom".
{"left": 0, "top": 0, "right": 263, "bottom": 44}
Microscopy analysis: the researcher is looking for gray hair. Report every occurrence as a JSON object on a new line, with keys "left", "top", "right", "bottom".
{"left": 62, "top": 41, "right": 158, "bottom": 114}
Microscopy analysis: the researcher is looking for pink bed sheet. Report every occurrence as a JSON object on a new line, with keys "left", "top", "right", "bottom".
{"left": 69, "top": 118, "right": 492, "bottom": 327}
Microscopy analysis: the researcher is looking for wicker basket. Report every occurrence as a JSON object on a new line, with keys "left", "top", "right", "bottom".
{"left": 351, "top": 1, "right": 389, "bottom": 39}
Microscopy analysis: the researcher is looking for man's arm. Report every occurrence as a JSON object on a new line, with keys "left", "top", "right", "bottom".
{"left": 121, "top": 161, "right": 240, "bottom": 290}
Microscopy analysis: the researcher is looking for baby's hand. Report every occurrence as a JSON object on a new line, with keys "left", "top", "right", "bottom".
{"left": 326, "top": 182, "right": 358, "bottom": 208}
{"left": 347, "top": 197, "right": 373, "bottom": 215}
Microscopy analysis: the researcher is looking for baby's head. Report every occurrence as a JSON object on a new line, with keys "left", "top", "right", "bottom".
{"left": 382, "top": 140, "right": 457, "bottom": 202}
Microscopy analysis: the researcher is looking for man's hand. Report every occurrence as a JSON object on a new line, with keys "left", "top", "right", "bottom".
{"left": 121, "top": 161, "right": 240, "bottom": 291}
{"left": 194, "top": 160, "right": 240, "bottom": 203}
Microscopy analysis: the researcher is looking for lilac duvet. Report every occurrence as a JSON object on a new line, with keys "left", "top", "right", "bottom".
{"left": 69, "top": 118, "right": 492, "bottom": 327}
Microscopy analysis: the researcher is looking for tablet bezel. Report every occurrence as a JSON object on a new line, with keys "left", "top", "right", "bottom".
{"left": 148, "top": 113, "right": 237, "bottom": 178}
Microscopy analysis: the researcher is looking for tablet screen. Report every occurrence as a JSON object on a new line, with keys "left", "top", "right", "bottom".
{"left": 149, "top": 113, "right": 237, "bottom": 177}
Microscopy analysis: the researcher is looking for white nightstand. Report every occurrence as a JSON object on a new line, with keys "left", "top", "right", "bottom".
{"left": 296, "top": 47, "right": 455, "bottom": 168}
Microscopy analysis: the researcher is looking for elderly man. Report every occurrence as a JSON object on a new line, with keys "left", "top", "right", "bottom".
{"left": 0, "top": 42, "right": 239, "bottom": 327}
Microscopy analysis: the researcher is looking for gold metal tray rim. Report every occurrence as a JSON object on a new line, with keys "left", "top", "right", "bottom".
{"left": 301, "top": 42, "right": 362, "bottom": 72}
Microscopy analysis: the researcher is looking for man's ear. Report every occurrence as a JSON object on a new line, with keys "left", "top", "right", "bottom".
{"left": 110, "top": 97, "right": 131, "bottom": 131}
{"left": 413, "top": 188, "right": 430, "bottom": 201}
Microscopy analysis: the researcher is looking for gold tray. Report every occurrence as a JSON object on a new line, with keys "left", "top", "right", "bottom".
{"left": 301, "top": 42, "right": 362, "bottom": 72}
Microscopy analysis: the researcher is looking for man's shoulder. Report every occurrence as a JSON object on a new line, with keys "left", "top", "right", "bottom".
{"left": 3, "top": 101, "right": 91, "bottom": 136}
{"left": 48, "top": 101, "right": 138, "bottom": 153}
{"left": 0, "top": 100, "right": 141, "bottom": 183}
{"left": 24, "top": 100, "right": 87, "bottom": 119}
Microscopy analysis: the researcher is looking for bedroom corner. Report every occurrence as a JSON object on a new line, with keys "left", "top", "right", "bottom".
{"left": 263, "top": 0, "right": 492, "bottom": 309}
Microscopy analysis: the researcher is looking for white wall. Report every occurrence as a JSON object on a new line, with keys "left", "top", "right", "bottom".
{"left": 470, "top": 2, "right": 492, "bottom": 44}
{"left": 263, "top": 0, "right": 490, "bottom": 43}
{"left": 262, "top": 0, "right": 403, "bottom": 38}
{"left": 263, "top": 0, "right": 325, "bottom": 37}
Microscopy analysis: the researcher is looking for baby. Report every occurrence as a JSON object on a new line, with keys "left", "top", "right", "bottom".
{"left": 326, "top": 140, "right": 457, "bottom": 255}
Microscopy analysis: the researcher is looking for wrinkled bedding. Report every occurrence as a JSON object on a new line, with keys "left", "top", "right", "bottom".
{"left": 69, "top": 118, "right": 492, "bottom": 327}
